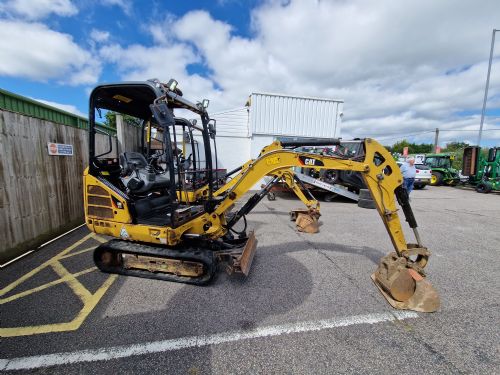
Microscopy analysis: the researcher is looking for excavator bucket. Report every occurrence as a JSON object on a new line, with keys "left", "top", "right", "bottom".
{"left": 290, "top": 209, "right": 321, "bottom": 233}
{"left": 371, "top": 252, "right": 440, "bottom": 313}
{"left": 296, "top": 213, "right": 319, "bottom": 233}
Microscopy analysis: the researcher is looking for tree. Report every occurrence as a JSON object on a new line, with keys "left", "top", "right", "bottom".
{"left": 442, "top": 141, "right": 469, "bottom": 152}
{"left": 391, "top": 140, "right": 433, "bottom": 154}
{"left": 442, "top": 141, "right": 470, "bottom": 169}
{"left": 104, "top": 112, "right": 142, "bottom": 129}
{"left": 391, "top": 140, "right": 411, "bottom": 154}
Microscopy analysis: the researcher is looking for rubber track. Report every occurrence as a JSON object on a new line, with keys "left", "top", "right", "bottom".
{"left": 94, "top": 239, "right": 216, "bottom": 285}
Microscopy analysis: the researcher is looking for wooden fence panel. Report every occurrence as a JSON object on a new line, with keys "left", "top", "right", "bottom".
{"left": 0, "top": 110, "right": 117, "bottom": 264}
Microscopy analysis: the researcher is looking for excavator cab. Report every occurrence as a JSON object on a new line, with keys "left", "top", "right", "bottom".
{"left": 87, "top": 79, "right": 219, "bottom": 229}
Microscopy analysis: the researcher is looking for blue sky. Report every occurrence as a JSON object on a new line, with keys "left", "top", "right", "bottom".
{"left": 1, "top": 0, "right": 499, "bottom": 146}
{"left": 0, "top": 0, "right": 261, "bottom": 114}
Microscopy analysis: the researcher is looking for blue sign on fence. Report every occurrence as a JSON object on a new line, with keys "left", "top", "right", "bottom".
{"left": 47, "top": 142, "right": 74, "bottom": 156}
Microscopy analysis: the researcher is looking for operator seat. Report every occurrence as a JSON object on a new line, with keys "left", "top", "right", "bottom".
{"left": 119, "top": 152, "right": 171, "bottom": 194}
{"left": 119, "top": 152, "right": 148, "bottom": 175}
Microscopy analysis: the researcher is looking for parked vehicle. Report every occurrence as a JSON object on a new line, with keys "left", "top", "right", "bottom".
{"left": 414, "top": 164, "right": 432, "bottom": 189}
{"left": 462, "top": 146, "right": 500, "bottom": 193}
{"left": 423, "top": 153, "right": 460, "bottom": 186}
{"left": 396, "top": 162, "right": 432, "bottom": 189}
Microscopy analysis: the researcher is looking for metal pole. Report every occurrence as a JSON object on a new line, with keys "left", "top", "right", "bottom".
{"left": 434, "top": 128, "right": 439, "bottom": 153}
{"left": 478, "top": 29, "right": 498, "bottom": 146}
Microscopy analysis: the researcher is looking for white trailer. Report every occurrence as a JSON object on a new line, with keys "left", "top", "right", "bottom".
{"left": 210, "top": 92, "right": 344, "bottom": 188}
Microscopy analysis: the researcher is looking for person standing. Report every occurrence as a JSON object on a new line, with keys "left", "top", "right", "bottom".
{"left": 401, "top": 158, "right": 417, "bottom": 195}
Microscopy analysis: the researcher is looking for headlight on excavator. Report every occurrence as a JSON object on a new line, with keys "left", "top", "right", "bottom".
{"left": 167, "top": 79, "right": 178, "bottom": 92}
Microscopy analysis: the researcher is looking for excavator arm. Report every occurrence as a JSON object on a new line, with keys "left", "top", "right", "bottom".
{"left": 214, "top": 161, "right": 320, "bottom": 215}
{"left": 203, "top": 138, "right": 439, "bottom": 312}
{"left": 214, "top": 139, "right": 407, "bottom": 252}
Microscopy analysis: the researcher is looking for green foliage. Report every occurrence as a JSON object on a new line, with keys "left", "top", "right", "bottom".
{"left": 388, "top": 139, "right": 409, "bottom": 154}
{"left": 441, "top": 141, "right": 470, "bottom": 169}
{"left": 104, "top": 112, "right": 116, "bottom": 128}
{"left": 104, "top": 112, "right": 142, "bottom": 129}
{"left": 389, "top": 140, "right": 433, "bottom": 154}
{"left": 480, "top": 147, "right": 490, "bottom": 160}
{"left": 442, "top": 141, "right": 469, "bottom": 152}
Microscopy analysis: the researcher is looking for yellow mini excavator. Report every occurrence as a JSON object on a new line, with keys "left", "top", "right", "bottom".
{"left": 84, "top": 79, "right": 440, "bottom": 312}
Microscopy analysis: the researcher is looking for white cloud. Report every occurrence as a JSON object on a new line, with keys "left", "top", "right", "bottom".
{"left": 0, "top": 0, "right": 77, "bottom": 20}
{"left": 34, "top": 98, "right": 86, "bottom": 117}
{"left": 100, "top": 0, "right": 132, "bottom": 15}
{"left": 173, "top": 10, "right": 282, "bottom": 95}
{"left": 99, "top": 43, "right": 196, "bottom": 81}
{"left": 0, "top": 20, "right": 101, "bottom": 85}
{"left": 98, "top": 0, "right": 500, "bottom": 144}
{"left": 98, "top": 40, "right": 218, "bottom": 103}
{"left": 90, "top": 29, "right": 110, "bottom": 43}
{"left": 147, "top": 14, "right": 176, "bottom": 45}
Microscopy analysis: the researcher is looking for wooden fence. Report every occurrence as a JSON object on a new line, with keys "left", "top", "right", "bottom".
{"left": 0, "top": 109, "right": 125, "bottom": 264}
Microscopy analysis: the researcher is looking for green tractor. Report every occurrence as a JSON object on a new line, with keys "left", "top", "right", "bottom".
{"left": 423, "top": 153, "right": 460, "bottom": 186}
{"left": 462, "top": 146, "right": 500, "bottom": 193}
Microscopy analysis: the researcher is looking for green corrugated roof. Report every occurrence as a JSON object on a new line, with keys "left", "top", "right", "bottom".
{"left": 0, "top": 87, "right": 115, "bottom": 135}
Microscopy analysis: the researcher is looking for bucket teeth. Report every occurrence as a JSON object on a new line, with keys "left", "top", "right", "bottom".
{"left": 293, "top": 209, "right": 321, "bottom": 233}
{"left": 296, "top": 213, "right": 319, "bottom": 233}
{"left": 372, "top": 252, "right": 440, "bottom": 313}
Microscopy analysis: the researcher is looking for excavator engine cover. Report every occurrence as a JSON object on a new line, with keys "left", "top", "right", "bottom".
{"left": 372, "top": 252, "right": 440, "bottom": 312}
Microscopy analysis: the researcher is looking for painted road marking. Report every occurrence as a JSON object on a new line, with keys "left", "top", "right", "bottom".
{"left": 0, "top": 233, "right": 117, "bottom": 338}
{"left": 0, "top": 267, "right": 97, "bottom": 303}
{"left": 59, "top": 246, "right": 95, "bottom": 259}
{"left": 0, "top": 311, "right": 418, "bottom": 371}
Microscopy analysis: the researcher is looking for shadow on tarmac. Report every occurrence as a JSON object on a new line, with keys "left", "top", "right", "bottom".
{"left": 1, "top": 225, "right": 386, "bottom": 373}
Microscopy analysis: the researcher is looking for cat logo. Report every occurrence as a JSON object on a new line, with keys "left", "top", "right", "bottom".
{"left": 299, "top": 156, "right": 324, "bottom": 166}
{"left": 266, "top": 156, "right": 281, "bottom": 165}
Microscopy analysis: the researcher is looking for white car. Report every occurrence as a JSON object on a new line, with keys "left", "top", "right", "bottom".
{"left": 414, "top": 164, "right": 432, "bottom": 189}
{"left": 397, "top": 163, "right": 432, "bottom": 189}
{"left": 458, "top": 170, "right": 469, "bottom": 183}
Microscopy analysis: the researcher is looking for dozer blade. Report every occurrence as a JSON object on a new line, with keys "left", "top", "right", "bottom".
{"left": 231, "top": 230, "right": 258, "bottom": 276}
{"left": 371, "top": 252, "right": 440, "bottom": 313}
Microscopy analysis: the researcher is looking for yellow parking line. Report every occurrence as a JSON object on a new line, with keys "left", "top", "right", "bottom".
{"left": 59, "top": 247, "right": 95, "bottom": 259}
{"left": 0, "top": 233, "right": 94, "bottom": 296}
{"left": 0, "top": 232, "right": 117, "bottom": 337}
{"left": 93, "top": 234, "right": 108, "bottom": 244}
{"left": 0, "top": 267, "right": 97, "bottom": 304}
{"left": 0, "top": 274, "right": 117, "bottom": 338}
{"left": 51, "top": 262, "right": 92, "bottom": 303}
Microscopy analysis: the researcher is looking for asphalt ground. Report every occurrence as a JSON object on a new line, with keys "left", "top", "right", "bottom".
{"left": 1, "top": 186, "right": 499, "bottom": 374}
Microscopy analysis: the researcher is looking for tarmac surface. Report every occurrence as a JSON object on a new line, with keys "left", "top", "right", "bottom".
{"left": 1, "top": 186, "right": 499, "bottom": 374}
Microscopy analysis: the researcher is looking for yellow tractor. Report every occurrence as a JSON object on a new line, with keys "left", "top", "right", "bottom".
{"left": 84, "top": 79, "right": 439, "bottom": 312}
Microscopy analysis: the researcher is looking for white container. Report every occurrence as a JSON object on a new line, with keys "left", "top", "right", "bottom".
{"left": 210, "top": 92, "right": 344, "bottom": 188}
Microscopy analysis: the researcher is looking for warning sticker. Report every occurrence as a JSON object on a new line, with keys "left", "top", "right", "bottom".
{"left": 47, "top": 142, "right": 74, "bottom": 156}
